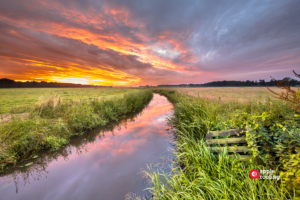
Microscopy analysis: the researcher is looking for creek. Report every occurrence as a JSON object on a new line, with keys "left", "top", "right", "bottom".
{"left": 0, "top": 94, "right": 174, "bottom": 200}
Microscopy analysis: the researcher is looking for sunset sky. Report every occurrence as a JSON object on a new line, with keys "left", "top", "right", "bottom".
{"left": 0, "top": 0, "right": 299, "bottom": 86}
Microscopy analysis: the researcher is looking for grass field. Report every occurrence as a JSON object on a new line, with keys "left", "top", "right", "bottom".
{"left": 0, "top": 88, "right": 134, "bottom": 114}
{"left": 0, "top": 88, "right": 153, "bottom": 167}
{"left": 162, "top": 87, "right": 299, "bottom": 102}
{"left": 1, "top": 87, "right": 299, "bottom": 199}
{"left": 147, "top": 88, "right": 300, "bottom": 199}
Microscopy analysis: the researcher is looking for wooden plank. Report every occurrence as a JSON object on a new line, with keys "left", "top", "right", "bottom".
{"left": 206, "top": 137, "right": 247, "bottom": 145}
{"left": 207, "top": 129, "right": 246, "bottom": 138}
{"left": 229, "top": 155, "right": 253, "bottom": 161}
{"left": 208, "top": 146, "right": 251, "bottom": 153}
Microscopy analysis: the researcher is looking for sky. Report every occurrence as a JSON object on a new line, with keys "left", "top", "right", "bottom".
{"left": 0, "top": 0, "right": 299, "bottom": 86}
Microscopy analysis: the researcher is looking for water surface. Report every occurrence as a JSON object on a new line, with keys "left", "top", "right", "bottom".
{"left": 0, "top": 94, "right": 173, "bottom": 200}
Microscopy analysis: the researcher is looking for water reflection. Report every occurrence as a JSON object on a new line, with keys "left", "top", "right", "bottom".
{"left": 0, "top": 94, "right": 174, "bottom": 200}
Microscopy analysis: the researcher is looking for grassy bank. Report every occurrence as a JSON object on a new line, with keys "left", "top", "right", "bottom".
{"left": 0, "top": 89, "right": 153, "bottom": 167}
{"left": 0, "top": 88, "right": 136, "bottom": 114}
{"left": 147, "top": 89, "right": 300, "bottom": 199}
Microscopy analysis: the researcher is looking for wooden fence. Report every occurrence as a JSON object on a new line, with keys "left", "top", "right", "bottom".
{"left": 206, "top": 128, "right": 252, "bottom": 161}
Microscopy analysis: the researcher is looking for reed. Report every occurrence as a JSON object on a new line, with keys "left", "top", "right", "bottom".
{"left": 147, "top": 138, "right": 290, "bottom": 200}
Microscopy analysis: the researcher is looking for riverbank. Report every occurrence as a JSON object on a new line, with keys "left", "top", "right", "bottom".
{"left": 0, "top": 89, "right": 153, "bottom": 168}
{"left": 0, "top": 93, "right": 173, "bottom": 200}
{"left": 148, "top": 89, "right": 300, "bottom": 199}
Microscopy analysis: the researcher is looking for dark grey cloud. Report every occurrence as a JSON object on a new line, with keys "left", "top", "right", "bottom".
{"left": 102, "top": 0, "right": 300, "bottom": 79}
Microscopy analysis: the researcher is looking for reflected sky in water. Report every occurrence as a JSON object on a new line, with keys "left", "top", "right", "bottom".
{"left": 0, "top": 94, "right": 174, "bottom": 200}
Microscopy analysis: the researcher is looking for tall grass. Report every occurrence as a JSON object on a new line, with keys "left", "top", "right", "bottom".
{"left": 0, "top": 90, "right": 153, "bottom": 167}
{"left": 147, "top": 89, "right": 299, "bottom": 199}
{"left": 147, "top": 137, "right": 289, "bottom": 200}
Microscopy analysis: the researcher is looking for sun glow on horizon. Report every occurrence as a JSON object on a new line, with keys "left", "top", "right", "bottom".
{"left": 0, "top": 1, "right": 298, "bottom": 86}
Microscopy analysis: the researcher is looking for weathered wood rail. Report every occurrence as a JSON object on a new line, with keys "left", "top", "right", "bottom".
{"left": 206, "top": 128, "right": 252, "bottom": 161}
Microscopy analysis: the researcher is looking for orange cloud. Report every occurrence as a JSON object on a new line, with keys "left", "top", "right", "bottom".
{"left": 0, "top": 0, "right": 204, "bottom": 85}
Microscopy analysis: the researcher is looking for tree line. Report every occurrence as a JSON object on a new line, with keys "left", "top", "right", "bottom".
{"left": 0, "top": 78, "right": 111, "bottom": 88}
{"left": 157, "top": 77, "right": 300, "bottom": 87}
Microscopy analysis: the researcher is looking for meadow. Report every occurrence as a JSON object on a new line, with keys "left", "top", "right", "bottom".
{"left": 1, "top": 86, "right": 299, "bottom": 199}
{"left": 147, "top": 88, "right": 300, "bottom": 200}
{"left": 166, "top": 86, "right": 299, "bottom": 102}
{"left": 0, "top": 88, "right": 133, "bottom": 114}
{"left": 0, "top": 88, "right": 153, "bottom": 168}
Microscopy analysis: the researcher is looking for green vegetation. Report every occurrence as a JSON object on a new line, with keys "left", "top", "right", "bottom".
{"left": 147, "top": 89, "right": 300, "bottom": 199}
{"left": 0, "top": 89, "right": 153, "bottom": 167}
{"left": 0, "top": 88, "right": 132, "bottom": 114}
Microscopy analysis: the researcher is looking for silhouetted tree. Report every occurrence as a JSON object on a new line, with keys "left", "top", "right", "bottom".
{"left": 267, "top": 70, "right": 300, "bottom": 113}
{"left": 0, "top": 78, "right": 109, "bottom": 88}
{"left": 0, "top": 78, "right": 15, "bottom": 84}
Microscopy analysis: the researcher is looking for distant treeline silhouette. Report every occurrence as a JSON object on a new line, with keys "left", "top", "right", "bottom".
{"left": 0, "top": 78, "right": 111, "bottom": 88}
{"left": 156, "top": 77, "right": 300, "bottom": 87}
